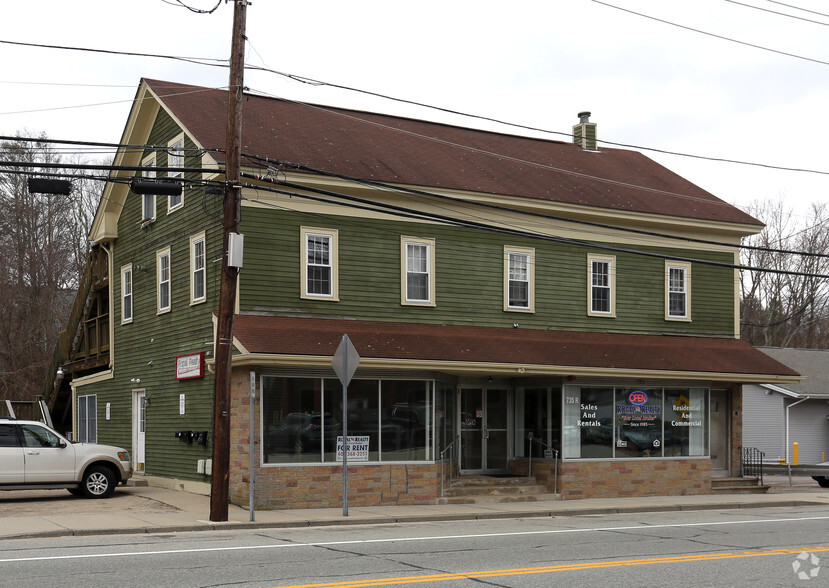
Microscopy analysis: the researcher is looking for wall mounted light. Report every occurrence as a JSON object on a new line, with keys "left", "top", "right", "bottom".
{"left": 130, "top": 378, "right": 141, "bottom": 384}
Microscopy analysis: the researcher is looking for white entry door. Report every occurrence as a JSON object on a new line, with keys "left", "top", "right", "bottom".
{"left": 133, "top": 390, "right": 146, "bottom": 472}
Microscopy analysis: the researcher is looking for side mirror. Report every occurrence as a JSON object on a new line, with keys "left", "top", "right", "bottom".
{"left": 58, "top": 440, "right": 67, "bottom": 448}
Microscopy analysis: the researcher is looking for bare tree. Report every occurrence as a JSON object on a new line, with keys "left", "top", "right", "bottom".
{"left": 0, "top": 135, "right": 102, "bottom": 401}
{"left": 740, "top": 199, "right": 829, "bottom": 348}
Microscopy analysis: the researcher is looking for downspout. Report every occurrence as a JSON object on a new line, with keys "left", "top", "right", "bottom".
{"left": 785, "top": 396, "right": 809, "bottom": 463}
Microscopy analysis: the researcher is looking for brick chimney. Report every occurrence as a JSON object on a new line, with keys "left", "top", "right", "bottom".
{"left": 573, "top": 111, "right": 598, "bottom": 151}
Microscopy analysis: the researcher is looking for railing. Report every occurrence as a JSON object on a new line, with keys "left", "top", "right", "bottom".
{"left": 741, "top": 446, "right": 765, "bottom": 486}
{"left": 527, "top": 433, "right": 559, "bottom": 494}
{"left": 440, "top": 435, "right": 460, "bottom": 497}
{"left": 80, "top": 314, "right": 110, "bottom": 358}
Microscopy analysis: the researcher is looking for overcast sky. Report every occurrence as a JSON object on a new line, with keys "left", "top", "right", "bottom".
{"left": 2, "top": 0, "right": 828, "bottom": 223}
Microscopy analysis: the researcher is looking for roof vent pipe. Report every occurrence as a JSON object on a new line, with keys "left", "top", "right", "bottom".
{"left": 573, "top": 111, "right": 598, "bottom": 151}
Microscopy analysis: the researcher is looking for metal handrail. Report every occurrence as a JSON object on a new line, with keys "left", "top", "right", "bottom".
{"left": 741, "top": 446, "right": 765, "bottom": 486}
{"left": 527, "top": 433, "right": 559, "bottom": 494}
{"left": 440, "top": 435, "right": 460, "bottom": 497}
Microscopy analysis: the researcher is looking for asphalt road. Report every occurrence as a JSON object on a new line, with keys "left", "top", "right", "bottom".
{"left": 0, "top": 504, "right": 827, "bottom": 587}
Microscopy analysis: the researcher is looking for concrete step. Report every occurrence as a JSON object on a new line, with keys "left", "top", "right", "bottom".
{"left": 711, "top": 477, "right": 770, "bottom": 494}
{"left": 439, "top": 475, "right": 560, "bottom": 504}
{"left": 443, "top": 484, "right": 549, "bottom": 497}
{"left": 450, "top": 475, "right": 540, "bottom": 488}
{"left": 438, "top": 492, "right": 562, "bottom": 505}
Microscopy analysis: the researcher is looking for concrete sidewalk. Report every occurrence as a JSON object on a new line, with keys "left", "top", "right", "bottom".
{"left": 1, "top": 476, "right": 827, "bottom": 540}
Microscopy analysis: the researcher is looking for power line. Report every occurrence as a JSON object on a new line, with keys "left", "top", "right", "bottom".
{"left": 238, "top": 172, "right": 829, "bottom": 280}
{"left": 162, "top": 0, "right": 222, "bottom": 14}
{"left": 0, "top": 136, "right": 823, "bottom": 261}
{"left": 763, "top": 0, "right": 829, "bottom": 19}
{"left": 2, "top": 35, "right": 829, "bottom": 178}
{"left": 240, "top": 152, "right": 829, "bottom": 260}
{"left": 0, "top": 38, "right": 228, "bottom": 68}
{"left": 592, "top": 0, "right": 829, "bottom": 67}
{"left": 723, "top": 0, "right": 829, "bottom": 26}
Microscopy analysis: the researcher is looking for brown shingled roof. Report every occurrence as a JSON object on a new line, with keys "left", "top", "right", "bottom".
{"left": 144, "top": 79, "right": 761, "bottom": 227}
{"left": 232, "top": 315, "right": 798, "bottom": 380}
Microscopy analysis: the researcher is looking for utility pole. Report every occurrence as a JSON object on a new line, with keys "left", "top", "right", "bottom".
{"left": 210, "top": 0, "right": 248, "bottom": 522}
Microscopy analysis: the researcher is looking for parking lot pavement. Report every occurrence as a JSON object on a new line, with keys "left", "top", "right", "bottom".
{"left": 765, "top": 474, "right": 827, "bottom": 492}
{"left": 0, "top": 486, "right": 184, "bottom": 518}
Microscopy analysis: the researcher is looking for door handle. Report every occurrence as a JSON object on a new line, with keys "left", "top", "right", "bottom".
{"left": 26, "top": 450, "right": 40, "bottom": 455}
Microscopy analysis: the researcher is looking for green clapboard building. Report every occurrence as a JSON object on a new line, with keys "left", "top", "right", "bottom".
{"left": 59, "top": 79, "right": 800, "bottom": 507}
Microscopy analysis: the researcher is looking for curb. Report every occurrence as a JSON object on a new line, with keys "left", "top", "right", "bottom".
{"left": 4, "top": 498, "right": 826, "bottom": 540}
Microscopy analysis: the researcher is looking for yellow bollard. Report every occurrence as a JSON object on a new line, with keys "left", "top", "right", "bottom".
{"left": 793, "top": 442, "right": 799, "bottom": 466}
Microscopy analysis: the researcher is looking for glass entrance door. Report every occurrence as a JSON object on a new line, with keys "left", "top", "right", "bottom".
{"left": 459, "top": 387, "right": 510, "bottom": 473}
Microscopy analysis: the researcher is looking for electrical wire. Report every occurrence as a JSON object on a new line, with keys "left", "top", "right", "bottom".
{"left": 592, "top": 0, "right": 829, "bottom": 67}
{"left": 1, "top": 32, "right": 828, "bottom": 179}
{"left": 763, "top": 0, "right": 829, "bottom": 18}
{"left": 240, "top": 152, "right": 829, "bottom": 260}
{"left": 0, "top": 38, "right": 228, "bottom": 68}
{"left": 0, "top": 139, "right": 823, "bottom": 262}
{"left": 238, "top": 172, "right": 829, "bottom": 280}
{"left": 2, "top": 35, "right": 828, "bottom": 178}
{"left": 723, "top": 0, "right": 829, "bottom": 26}
{"left": 162, "top": 0, "right": 223, "bottom": 14}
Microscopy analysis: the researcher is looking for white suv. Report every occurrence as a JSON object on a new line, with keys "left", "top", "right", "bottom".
{"left": 0, "top": 418, "right": 132, "bottom": 498}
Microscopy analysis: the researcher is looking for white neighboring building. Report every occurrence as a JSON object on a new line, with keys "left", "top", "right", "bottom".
{"left": 744, "top": 348, "right": 829, "bottom": 465}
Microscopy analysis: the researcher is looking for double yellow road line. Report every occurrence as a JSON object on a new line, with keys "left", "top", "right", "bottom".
{"left": 277, "top": 545, "right": 829, "bottom": 587}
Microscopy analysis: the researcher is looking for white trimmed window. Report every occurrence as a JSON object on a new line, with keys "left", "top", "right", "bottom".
{"left": 190, "top": 232, "right": 206, "bottom": 304}
{"left": 77, "top": 395, "right": 97, "bottom": 443}
{"left": 504, "top": 246, "right": 534, "bottom": 312}
{"left": 401, "top": 237, "right": 435, "bottom": 306}
{"left": 121, "top": 264, "right": 133, "bottom": 324}
{"left": 588, "top": 254, "right": 615, "bottom": 317}
{"left": 666, "top": 261, "right": 691, "bottom": 320}
{"left": 157, "top": 247, "right": 171, "bottom": 314}
{"left": 141, "top": 153, "right": 157, "bottom": 223}
{"left": 167, "top": 133, "right": 184, "bottom": 212}
{"left": 301, "top": 227, "right": 338, "bottom": 300}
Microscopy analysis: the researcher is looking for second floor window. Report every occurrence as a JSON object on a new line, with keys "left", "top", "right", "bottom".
{"left": 157, "top": 248, "right": 171, "bottom": 313}
{"left": 402, "top": 237, "right": 435, "bottom": 306}
{"left": 505, "top": 247, "right": 534, "bottom": 311}
{"left": 191, "top": 233, "right": 206, "bottom": 304}
{"left": 588, "top": 254, "right": 615, "bottom": 316}
{"left": 301, "top": 227, "right": 338, "bottom": 300}
{"left": 667, "top": 262, "right": 691, "bottom": 320}
{"left": 121, "top": 265, "right": 133, "bottom": 323}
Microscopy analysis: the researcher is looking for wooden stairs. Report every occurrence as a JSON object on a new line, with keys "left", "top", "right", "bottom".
{"left": 438, "top": 475, "right": 560, "bottom": 504}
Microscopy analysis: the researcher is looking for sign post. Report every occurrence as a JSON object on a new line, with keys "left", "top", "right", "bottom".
{"left": 332, "top": 334, "right": 360, "bottom": 516}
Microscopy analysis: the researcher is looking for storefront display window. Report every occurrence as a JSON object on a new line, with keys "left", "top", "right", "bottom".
{"left": 664, "top": 388, "right": 708, "bottom": 456}
{"left": 261, "top": 376, "right": 435, "bottom": 465}
{"left": 616, "top": 388, "right": 663, "bottom": 458}
{"left": 563, "top": 385, "right": 710, "bottom": 460}
{"left": 563, "top": 387, "right": 614, "bottom": 458}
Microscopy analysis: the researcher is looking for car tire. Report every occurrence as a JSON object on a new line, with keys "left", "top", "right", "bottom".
{"left": 81, "top": 465, "right": 116, "bottom": 498}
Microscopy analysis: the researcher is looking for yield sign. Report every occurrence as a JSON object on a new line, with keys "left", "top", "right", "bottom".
{"left": 332, "top": 334, "right": 360, "bottom": 386}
